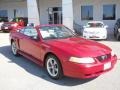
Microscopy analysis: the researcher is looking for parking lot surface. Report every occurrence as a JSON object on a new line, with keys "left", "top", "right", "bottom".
{"left": 0, "top": 33, "right": 120, "bottom": 90}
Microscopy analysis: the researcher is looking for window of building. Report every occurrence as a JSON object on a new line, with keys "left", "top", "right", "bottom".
{"left": 48, "top": 7, "right": 62, "bottom": 24}
{"left": 0, "top": 10, "right": 8, "bottom": 22}
{"left": 103, "top": 4, "right": 116, "bottom": 20}
{"left": 0, "top": 10, "right": 8, "bottom": 17}
{"left": 14, "top": 9, "right": 17, "bottom": 18}
{"left": 81, "top": 5, "right": 93, "bottom": 20}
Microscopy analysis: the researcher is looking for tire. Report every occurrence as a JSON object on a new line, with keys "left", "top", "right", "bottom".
{"left": 3, "top": 30, "right": 7, "bottom": 33}
{"left": 11, "top": 41, "right": 19, "bottom": 56}
{"left": 45, "top": 55, "right": 63, "bottom": 80}
{"left": 113, "top": 28, "right": 116, "bottom": 37}
{"left": 2, "top": 30, "right": 9, "bottom": 33}
{"left": 116, "top": 33, "right": 120, "bottom": 41}
{"left": 114, "top": 31, "right": 116, "bottom": 37}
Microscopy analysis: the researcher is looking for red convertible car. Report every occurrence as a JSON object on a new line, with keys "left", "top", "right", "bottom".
{"left": 10, "top": 24, "right": 117, "bottom": 79}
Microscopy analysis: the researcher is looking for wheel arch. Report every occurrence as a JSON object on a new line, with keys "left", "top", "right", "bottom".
{"left": 43, "top": 52, "right": 64, "bottom": 79}
{"left": 43, "top": 52, "right": 62, "bottom": 68}
{"left": 11, "top": 39, "right": 14, "bottom": 45}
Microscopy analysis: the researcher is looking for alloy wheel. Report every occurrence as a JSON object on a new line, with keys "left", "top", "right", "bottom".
{"left": 47, "top": 58, "right": 59, "bottom": 77}
{"left": 12, "top": 41, "right": 18, "bottom": 55}
{"left": 46, "top": 55, "right": 63, "bottom": 79}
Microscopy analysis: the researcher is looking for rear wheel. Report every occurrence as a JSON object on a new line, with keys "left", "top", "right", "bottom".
{"left": 114, "top": 28, "right": 117, "bottom": 37}
{"left": 45, "top": 55, "right": 63, "bottom": 80}
{"left": 11, "top": 41, "right": 19, "bottom": 56}
{"left": 116, "top": 33, "right": 120, "bottom": 41}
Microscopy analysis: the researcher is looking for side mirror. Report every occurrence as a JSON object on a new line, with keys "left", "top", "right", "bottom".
{"left": 83, "top": 26, "right": 86, "bottom": 28}
{"left": 104, "top": 25, "right": 108, "bottom": 28}
{"left": 83, "top": 25, "right": 89, "bottom": 28}
{"left": 27, "top": 23, "right": 35, "bottom": 27}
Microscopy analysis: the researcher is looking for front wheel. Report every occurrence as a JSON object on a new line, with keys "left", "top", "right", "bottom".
{"left": 116, "top": 33, "right": 120, "bottom": 41}
{"left": 11, "top": 41, "right": 19, "bottom": 56}
{"left": 114, "top": 28, "right": 116, "bottom": 37}
{"left": 45, "top": 55, "right": 63, "bottom": 80}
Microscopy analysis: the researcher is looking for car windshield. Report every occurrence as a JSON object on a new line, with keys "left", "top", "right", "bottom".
{"left": 39, "top": 26, "right": 76, "bottom": 40}
{"left": 87, "top": 22, "right": 104, "bottom": 28}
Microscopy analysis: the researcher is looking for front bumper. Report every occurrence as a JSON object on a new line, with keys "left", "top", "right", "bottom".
{"left": 63, "top": 55, "right": 117, "bottom": 79}
{"left": 83, "top": 33, "right": 107, "bottom": 39}
{"left": 1, "top": 26, "right": 13, "bottom": 32}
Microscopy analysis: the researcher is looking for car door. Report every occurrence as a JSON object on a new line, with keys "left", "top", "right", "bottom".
{"left": 19, "top": 27, "right": 42, "bottom": 60}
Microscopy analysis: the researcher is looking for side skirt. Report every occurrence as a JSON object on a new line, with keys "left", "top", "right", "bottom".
{"left": 18, "top": 50, "right": 44, "bottom": 67}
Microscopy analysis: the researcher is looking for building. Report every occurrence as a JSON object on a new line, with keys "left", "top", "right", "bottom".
{"left": 0, "top": 0, "right": 120, "bottom": 31}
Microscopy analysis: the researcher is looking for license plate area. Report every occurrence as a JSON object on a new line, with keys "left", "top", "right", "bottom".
{"left": 5, "top": 27, "right": 8, "bottom": 29}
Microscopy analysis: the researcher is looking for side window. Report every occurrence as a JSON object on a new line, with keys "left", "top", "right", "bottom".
{"left": 118, "top": 19, "right": 120, "bottom": 26}
{"left": 24, "top": 28, "right": 31, "bottom": 36}
{"left": 24, "top": 28, "right": 38, "bottom": 37}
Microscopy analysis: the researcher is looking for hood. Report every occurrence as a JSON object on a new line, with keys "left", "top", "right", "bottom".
{"left": 45, "top": 37, "right": 111, "bottom": 57}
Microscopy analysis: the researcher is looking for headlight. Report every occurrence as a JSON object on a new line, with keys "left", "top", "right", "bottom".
{"left": 12, "top": 23, "right": 18, "bottom": 27}
{"left": 69, "top": 57, "right": 95, "bottom": 64}
{"left": 111, "top": 51, "right": 115, "bottom": 56}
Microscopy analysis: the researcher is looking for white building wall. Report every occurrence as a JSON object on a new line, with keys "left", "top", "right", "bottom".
{"left": 0, "top": 1, "right": 27, "bottom": 20}
{"left": 0, "top": 0, "right": 62, "bottom": 24}
{"left": 62, "top": 0, "right": 73, "bottom": 29}
{"left": 38, "top": 0, "right": 62, "bottom": 24}
{"left": 73, "top": 0, "right": 120, "bottom": 29}
{"left": 27, "top": 0, "right": 40, "bottom": 25}
{"left": 0, "top": 0, "right": 120, "bottom": 29}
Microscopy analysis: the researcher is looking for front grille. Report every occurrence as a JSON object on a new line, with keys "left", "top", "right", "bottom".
{"left": 96, "top": 54, "right": 111, "bottom": 62}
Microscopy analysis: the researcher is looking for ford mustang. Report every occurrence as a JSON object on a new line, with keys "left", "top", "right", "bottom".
{"left": 10, "top": 24, "right": 117, "bottom": 80}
